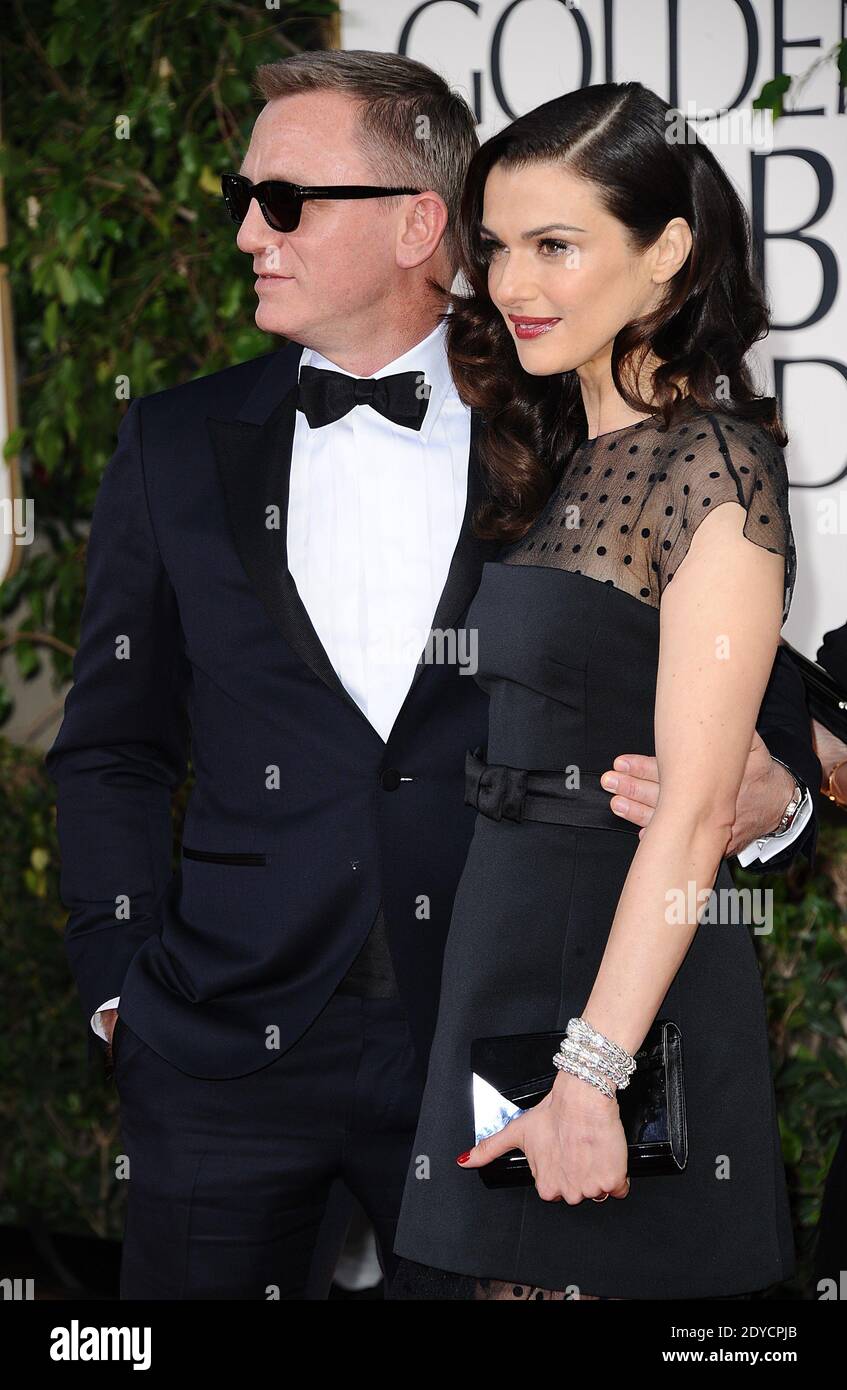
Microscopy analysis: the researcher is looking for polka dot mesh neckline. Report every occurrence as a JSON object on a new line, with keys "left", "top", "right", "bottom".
{"left": 500, "top": 409, "right": 796, "bottom": 623}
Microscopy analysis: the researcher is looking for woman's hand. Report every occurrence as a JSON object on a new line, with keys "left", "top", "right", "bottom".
{"left": 458, "top": 1070, "right": 630, "bottom": 1203}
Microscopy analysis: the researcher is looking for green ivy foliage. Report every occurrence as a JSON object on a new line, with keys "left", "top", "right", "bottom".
{"left": 0, "top": 730, "right": 190, "bottom": 1242}
{"left": 747, "top": 813, "right": 847, "bottom": 1294}
{"left": 754, "top": 41, "right": 847, "bottom": 117}
{"left": 0, "top": 0, "right": 337, "bottom": 716}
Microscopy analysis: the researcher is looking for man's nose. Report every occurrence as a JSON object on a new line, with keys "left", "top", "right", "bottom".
{"left": 235, "top": 200, "right": 285, "bottom": 257}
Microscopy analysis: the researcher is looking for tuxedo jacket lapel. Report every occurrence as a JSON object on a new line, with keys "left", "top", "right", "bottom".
{"left": 206, "top": 344, "right": 501, "bottom": 744}
{"left": 399, "top": 407, "right": 501, "bottom": 715}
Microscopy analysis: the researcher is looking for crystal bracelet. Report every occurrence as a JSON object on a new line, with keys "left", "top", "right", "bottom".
{"left": 566, "top": 1016, "right": 636, "bottom": 1076}
{"left": 556, "top": 1036, "right": 632, "bottom": 1090}
{"left": 551, "top": 1051, "right": 617, "bottom": 1099}
{"left": 551, "top": 1016, "right": 637, "bottom": 1097}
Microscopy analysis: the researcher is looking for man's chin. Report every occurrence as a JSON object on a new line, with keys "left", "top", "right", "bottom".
{"left": 254, "top": 303, "right": 300, "bottom": 338}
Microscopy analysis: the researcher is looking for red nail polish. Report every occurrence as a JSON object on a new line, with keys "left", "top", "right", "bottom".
{"left": 456, "top": 1150, "right": 471, "bottom": 1164}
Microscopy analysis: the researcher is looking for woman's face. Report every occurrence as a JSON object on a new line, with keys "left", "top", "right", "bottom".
{"left": 480, "top": 160, "right": 678, "bottom": 378}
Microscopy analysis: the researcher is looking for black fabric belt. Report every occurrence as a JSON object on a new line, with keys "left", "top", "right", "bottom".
{"left": 333, "top": 741, "right": 638, "bottom": 1004}
{"left": 464, "top": 745, "right": 639, "bottom": 836}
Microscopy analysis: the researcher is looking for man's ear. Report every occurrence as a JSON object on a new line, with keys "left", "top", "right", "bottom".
{"left": 396, "top": 191, "right": 449, "bottom": 269}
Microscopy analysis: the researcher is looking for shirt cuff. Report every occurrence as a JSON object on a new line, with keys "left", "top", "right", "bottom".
{"left": 735, "top": 785, "right": 812, "bottom": 866}
{"left": 91, "top": 996, "right": 120, "bottom": 1042}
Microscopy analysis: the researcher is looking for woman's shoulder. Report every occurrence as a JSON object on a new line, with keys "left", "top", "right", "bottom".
{"left": 665, "top": 404, "right": 784, "bottom": 457}
{"left": 652, "top": 405, "right": 788, "bottom": 496}
{"left": 643, "top": 401, "right": 795, "bottom": 620}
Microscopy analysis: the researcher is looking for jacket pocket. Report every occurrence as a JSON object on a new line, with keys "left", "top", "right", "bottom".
{"left": 111, "top": 1015, "right": 147, "bottom": 1086}
{"left": 181, "top": 846, "right": 268, "bottom": 866}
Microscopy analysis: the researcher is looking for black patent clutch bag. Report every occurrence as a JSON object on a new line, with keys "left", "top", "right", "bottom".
{"left": 471, "top": 1018, "right": 687, "bottom": 1187}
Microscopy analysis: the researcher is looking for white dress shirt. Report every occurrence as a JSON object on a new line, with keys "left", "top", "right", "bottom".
{"left": 89, "top": 316, "right": 809, "bottom": 1039}
{"left": 286, "top": 315, "right": 470, "bottom": 744}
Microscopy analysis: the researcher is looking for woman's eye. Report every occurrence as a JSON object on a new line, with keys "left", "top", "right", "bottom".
{"left": 479, "top": 237, "right": 572, "bottom": 262}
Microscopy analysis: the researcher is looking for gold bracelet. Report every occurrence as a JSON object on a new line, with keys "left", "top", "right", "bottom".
{"left": 824, "top": 757, "right": 847, "bottom": 810}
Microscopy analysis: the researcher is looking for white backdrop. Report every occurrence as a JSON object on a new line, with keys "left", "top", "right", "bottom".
{"left": 339, "top": 0, "right": 847, "bottom": 658}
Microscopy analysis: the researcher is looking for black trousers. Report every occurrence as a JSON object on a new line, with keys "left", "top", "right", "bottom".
{"left": 114, "top": 989, "right": 424, "bottom": 1299}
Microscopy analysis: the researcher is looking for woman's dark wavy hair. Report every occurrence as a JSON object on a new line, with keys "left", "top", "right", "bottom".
{"left": 434, "top": 82, "right": 787, "bottom": 542}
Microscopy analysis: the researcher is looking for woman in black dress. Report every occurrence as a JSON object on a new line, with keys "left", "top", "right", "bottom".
{"left": 389, "top": 82, "right": 798, "bottom": 1300}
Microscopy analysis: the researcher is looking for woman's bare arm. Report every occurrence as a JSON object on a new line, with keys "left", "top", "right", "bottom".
{"left": 580, "top": 499, "right": 785, "bottom": 1055}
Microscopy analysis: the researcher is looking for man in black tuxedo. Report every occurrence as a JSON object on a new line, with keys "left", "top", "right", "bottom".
{"left": 45, "top": 49, "right": 820, "bottom": 1299}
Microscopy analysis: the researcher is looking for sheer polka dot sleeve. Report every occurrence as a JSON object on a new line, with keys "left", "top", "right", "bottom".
{"left": 648, "top": 415, "right": 796, "bottom": 623}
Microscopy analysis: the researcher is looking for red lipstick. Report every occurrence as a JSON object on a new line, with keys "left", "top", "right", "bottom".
{"left": 508, "top": 314, "right": 561, "bottom": 340}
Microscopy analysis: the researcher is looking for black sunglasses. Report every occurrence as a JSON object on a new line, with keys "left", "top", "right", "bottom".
{"left": 221, "top": 173, "right": 423, "bottom": 233}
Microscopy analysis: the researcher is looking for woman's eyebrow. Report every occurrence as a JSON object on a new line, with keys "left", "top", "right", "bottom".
{"left": 479, "top": 222, "right": 587, "bottom": 239}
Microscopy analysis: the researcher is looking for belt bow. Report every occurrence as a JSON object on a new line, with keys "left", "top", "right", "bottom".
{"left": 464, "top": 746, "right": 529, "bottom": 822}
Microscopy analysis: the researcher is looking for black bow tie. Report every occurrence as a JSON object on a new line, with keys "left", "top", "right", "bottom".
{"left": 296, "top": 364, "right": 430, "bottom": 431}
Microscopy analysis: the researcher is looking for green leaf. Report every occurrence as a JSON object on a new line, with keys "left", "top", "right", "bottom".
{"left": 73, "top": 265, "right": 105, "bottom": 306}
{"left": 753, "top": 74, "right": 792, "bottom": 117}
{"left": 43, "top": 300, "right": 61, "bottom": 349}
{"left": 98, "top": 217, "right": 123, "bottom": 243}
{"left": 52, "top": 188, "right": 86, "bottom": 230}
{"left": 779, "top": 1127, "right": 803, "bottom": 1166}
{"left": 34, "top": 417, "right": 63, "bottom": 471}
{"left": 45, "top": 22, "right": 76, "bottom": 67}
{"left": 32, "top": 607, "right": 49, "bottom": 655}
{"left": 198, "top": 165, "right": 222, "bottom": 197}
{"left": 53, "top": 264, "right": 78, "bottom": 306}
{"left": 14, "top": 640, "right": 40, "bottom": 679}
{"left": 217, "top": 279, "right": 243, "bottom": 320}
{"left": 178, "top": 133, "right": 201, "bottom": 176}
{"left": 148, "top": 96, "right": 173, "bottom": 140}
{"left": 3, "top": 427, "right": 26, "bottom": 459}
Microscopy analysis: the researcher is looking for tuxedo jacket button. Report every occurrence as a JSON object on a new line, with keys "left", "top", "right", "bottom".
{"left": 380, "top": 768, "right": 402, "bottom": 791}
